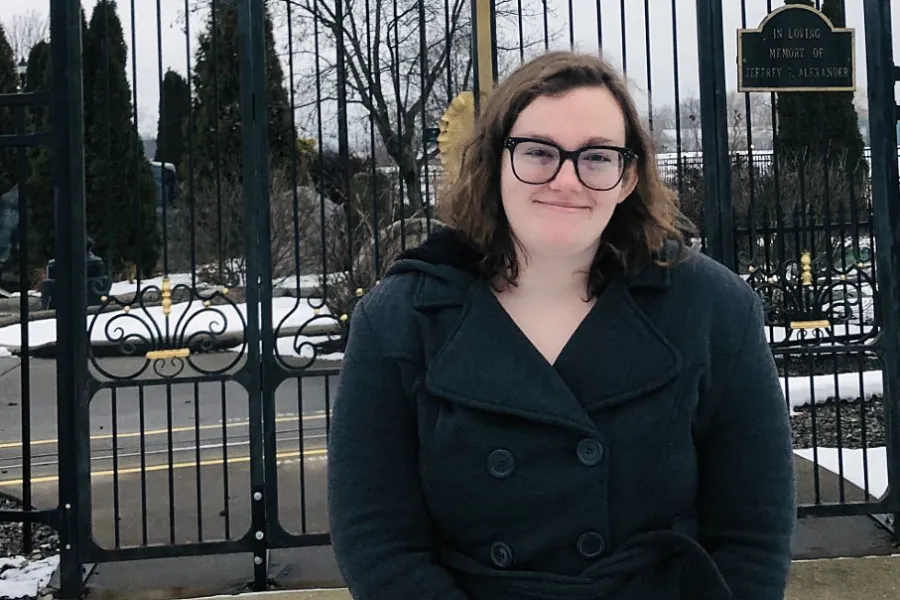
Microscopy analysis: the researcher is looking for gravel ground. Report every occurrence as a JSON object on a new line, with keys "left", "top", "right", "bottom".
{"left": 791, "top": 394, "right": 886, "bottom": 449}
{"left": 0, "top": 496, "right": 58, "bottom": 561}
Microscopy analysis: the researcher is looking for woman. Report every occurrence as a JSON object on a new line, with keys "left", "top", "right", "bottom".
{"left": 327, "top": 51, "right": 796, "bottom": 600}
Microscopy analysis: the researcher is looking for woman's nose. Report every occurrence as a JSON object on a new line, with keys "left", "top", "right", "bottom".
{"left": 549, "top": 158, "right": 583, "bottom": 190}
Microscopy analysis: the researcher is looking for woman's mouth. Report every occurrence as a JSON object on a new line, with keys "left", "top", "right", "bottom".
{"left": 535, "top": 200, "right": 589, "bottom": 213}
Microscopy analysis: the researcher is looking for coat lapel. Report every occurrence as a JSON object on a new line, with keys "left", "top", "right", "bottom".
{"left": 554, "top": 274, "right": 683, "bottom": 412}
{"left": 419, "top": 257, "right": 683, "bottom": 432}
{"left": 423, "top": 281, "right": 599, "bottom": 436}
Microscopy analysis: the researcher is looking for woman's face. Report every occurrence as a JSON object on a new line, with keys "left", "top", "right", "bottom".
{"left": 499, "top": 85, "right": 638, "bottom": 261}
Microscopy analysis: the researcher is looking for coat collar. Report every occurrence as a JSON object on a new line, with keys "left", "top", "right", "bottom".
{"left": 420, "top": 272, "right": 683, "bottom": 435}
{"left": 410, "top": 256, "right": 672, "bottom": 311}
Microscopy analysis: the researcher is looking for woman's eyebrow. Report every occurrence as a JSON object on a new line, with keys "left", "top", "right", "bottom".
{"left": 584, "top": 136, "right": 620, "bottom": 145}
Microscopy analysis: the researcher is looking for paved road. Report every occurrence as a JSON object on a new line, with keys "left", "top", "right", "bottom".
{"left": 0, "top": 356, "right": 338, "bottom": 549}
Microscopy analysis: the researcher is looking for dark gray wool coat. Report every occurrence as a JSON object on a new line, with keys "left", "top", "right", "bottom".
{"left": 327, "top": 228, "right": 797, "bottom": 600}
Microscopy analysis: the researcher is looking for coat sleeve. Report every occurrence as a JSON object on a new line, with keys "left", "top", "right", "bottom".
{"left": 327, "top": 299, "right": 470, "bottom": 600}
{"left": 696, "top": 293, "right": 797, "bottom": 600}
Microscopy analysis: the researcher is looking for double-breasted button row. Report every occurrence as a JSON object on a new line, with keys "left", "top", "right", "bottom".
{"left": 489, "top": 532, "right": 606, "bottom": 569}
{"left": 486, "top": 440, "right": 605, "bottom": 479}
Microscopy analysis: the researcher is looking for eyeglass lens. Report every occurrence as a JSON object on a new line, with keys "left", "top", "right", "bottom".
{"left": 511, "top": 140, "right": 625, "bottom": 191}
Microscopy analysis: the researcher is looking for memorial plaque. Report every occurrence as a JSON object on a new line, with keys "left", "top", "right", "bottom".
{"left": 738, "top": 4, "right": 855, "bottom": 92}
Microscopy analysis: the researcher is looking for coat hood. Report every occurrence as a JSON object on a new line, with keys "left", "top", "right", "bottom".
{"left": 382, "top": 225, "right": 679, "bottom": 293}
{"left": 384, "top": 226, "right": 485, "bottom": 289}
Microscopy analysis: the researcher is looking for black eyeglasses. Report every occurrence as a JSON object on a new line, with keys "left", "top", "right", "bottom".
{"left": 503, "top": 137, "right": 637, "bottom": 191}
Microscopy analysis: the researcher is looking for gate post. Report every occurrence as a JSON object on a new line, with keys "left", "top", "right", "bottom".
{"left": 695, "top": 0, "right": 734, "bottom": 270}
{"left": 50, "top": 0, "right": 89, "bottom": 595}
{"left": 470, "top": 0, "right": 496, "bottom": 113}
{"left": 863, "top": 0, "right": 900, "bottom": 539}
{"left": 236, "top": 0, "right": 270, "bottom": 588}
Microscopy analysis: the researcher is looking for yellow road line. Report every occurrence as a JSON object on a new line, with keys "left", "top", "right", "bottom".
{"left": 0, "top": 413, "right": 327, "bottom": 450}
{"left": 0, "top": 448, "right": 328, "bottom": 487}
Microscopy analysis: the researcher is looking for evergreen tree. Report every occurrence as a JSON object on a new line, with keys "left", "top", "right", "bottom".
{"left": 21, "top": 12, "right": 92, "bottom": 282}
{"left": 189, "top": 1, "right": 296, "bottom": 279}
{"left": 23, "top": 40, "right": 49, "bottom": 127}
{"left": 0, "top": 24, "right": 18, "bottom": 195}
{"left": 191, "top": 1, "right": 294, "bottom": 185}
{"left": 84, "top": 0, "right": 160, "bottom": 277}
{"left": 773, "top": 0, "right": 866, "bottom": 214}
{"left": 24, "top": 41, "right": 54, "bottom": 280}
{"left": 154, "top": 69, "right": 190, "bottom": 169}
{"left": 191, "top": 3, "right": 241, "bottom": 187}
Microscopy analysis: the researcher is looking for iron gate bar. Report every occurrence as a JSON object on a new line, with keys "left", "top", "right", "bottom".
{"left": 237, "top": 0, "right": 270, "bottom": 589}
{"left": 50, "top": 0, "right": 90, "bottom": 596}
{"left": 14, "top": 94, "right": 33, "bottom": 557}
{"left": 695, "top": 0, "right": 734, "bottom": 269}
{"left": 0, "top": 507, "right": 57, "bottom": 527}
{"left": 863, "top": 0, "right": 900, "bottom": 529}
{"left": 0, "top": 91, "right": 50, "bottom": 106}
{"left": 0, "top": 133, "right": 52, "bottom": 147}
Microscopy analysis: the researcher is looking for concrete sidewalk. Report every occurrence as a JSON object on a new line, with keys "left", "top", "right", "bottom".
{"left": 185, "top": 555, "right": 900, "bottom": 600}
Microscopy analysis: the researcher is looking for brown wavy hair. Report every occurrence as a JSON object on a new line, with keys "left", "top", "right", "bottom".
{"left": 438, "top": 51, "right": 695, "bottom": 296}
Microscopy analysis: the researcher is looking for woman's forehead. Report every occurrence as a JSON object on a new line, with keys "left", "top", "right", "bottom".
{"left": 510, "top": 89, "right": 628, "bottom": 147}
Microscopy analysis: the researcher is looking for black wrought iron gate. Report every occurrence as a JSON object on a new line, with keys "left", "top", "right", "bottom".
{"left": 17, "top": 0, "right": 900, "bottom": 598}
{"left": 693, "top": 0, "right": 900, "bottom": 530}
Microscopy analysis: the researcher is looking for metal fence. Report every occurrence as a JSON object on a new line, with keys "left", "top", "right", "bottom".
{"left": 0, "top": 0, "right": 898, "bottom": 598}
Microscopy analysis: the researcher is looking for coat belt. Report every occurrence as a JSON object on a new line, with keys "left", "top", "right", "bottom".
{"left": 438, "top": 515, "right": 733, "bottom": 599}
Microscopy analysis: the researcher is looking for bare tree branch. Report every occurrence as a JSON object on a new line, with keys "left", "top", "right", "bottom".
{"left": 2, "top": 10, "right": 49, "bottom": 61}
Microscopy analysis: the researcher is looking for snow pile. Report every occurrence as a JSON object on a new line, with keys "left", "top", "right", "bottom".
{"left": 0, "top": 555, "right": 58, "bottom": 600}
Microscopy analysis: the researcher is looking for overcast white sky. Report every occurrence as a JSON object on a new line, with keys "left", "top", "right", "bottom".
{"left": 1, "top": 0, "right": 898, "bottom": 141}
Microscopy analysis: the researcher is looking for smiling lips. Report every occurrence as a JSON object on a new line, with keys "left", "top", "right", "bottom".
{"left": 535, "top": 200, "right": 589, "bottom": 212}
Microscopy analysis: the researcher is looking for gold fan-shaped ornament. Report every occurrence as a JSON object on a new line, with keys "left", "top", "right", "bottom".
{"left": 437, "top": 91, "right": 479, "bottom": 182}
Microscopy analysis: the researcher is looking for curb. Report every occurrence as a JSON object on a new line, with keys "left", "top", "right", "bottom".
{"left": 183, "top": 555, "right": 900, "bottom": 600}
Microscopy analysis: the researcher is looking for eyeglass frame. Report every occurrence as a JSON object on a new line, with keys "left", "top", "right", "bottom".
{"left": 502, "top": 136, "right": 638, "bottom": 191}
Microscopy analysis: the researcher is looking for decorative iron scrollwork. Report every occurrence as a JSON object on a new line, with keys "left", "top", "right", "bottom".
{"left": 88, "top": 277, "right": 245, "bottom": 380}
{"left": 272, "top": 285, "right": 366, "bottom": 371}
{"left": 739, "top": 249, "right": 877, "bottom": 348}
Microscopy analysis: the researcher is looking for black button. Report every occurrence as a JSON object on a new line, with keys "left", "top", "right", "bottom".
{"left": 490, "top": 541, "right": 514, "bottom": 568}
{"left": 577, "top": 531, "right": 606, "bottom": 558}
{"left": 576, "top": 438, "right": 604, "bottom": 466}
{"left": 487, "top": 449, "right": 516, "bottom": 479}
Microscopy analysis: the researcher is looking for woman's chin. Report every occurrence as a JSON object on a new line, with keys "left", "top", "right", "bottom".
{"left": 517, "top": 227, "right": 601, "bottom": 259}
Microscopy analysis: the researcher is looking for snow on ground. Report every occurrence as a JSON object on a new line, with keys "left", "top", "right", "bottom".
{"left": 794, "top": 447, "right": 889, "bottom": 501}
{"left": 783, "top": 370, "right": 883, "bottom": 413}
{"left": 0, "top": 555, "right": 58, "bottom": 600}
